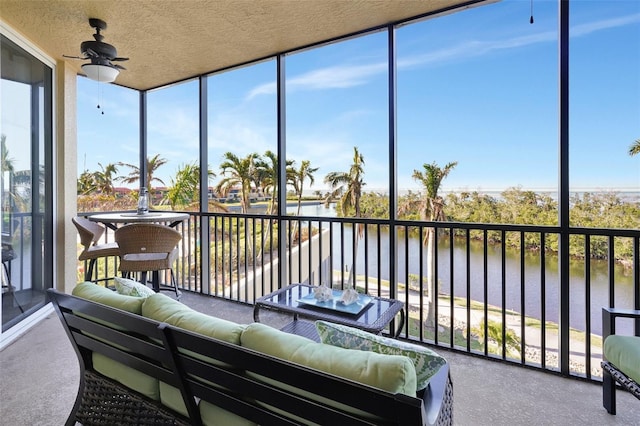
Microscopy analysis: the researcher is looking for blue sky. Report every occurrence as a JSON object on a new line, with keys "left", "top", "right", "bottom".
{"left": 77, "top": 0, "right": 640, "bottom": 196}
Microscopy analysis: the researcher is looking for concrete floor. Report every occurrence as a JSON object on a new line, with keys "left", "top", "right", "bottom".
{"left": 2, "top": 291, "right": 639, "bottom": 426}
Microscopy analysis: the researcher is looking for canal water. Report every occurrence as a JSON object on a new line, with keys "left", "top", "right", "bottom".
{"left": 288, "top": 202, "right": 635, "bottom": 337}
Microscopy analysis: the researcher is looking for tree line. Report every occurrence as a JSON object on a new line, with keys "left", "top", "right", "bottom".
{"left": 76, "top": 143, "right": 638, "bottom": 326}
{"left": 77, "top": 151, "right": 319, "bottom": 214}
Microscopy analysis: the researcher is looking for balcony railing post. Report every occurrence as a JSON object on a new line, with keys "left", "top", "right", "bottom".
{"left": 276, "top": 53, "right": 287, "bottom": 289}
{"left": 558, "top": 0, "right": 571, "bottom": 376}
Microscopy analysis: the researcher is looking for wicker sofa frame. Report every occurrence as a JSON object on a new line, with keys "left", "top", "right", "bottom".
{"left": 601, "top": 307, "right": 640, "bottom": 415}
{"left": 49, "top": 289, "right": 453, "bottom": 425}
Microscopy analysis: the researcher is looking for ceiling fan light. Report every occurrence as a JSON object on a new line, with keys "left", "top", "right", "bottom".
{"left": 82, "top": 63, "right": 119, "bottom": 83}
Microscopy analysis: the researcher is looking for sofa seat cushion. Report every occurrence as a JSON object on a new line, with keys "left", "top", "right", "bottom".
{"left": 241, "top": 322, "right": 417, "bottom": 394}
{"left": 604, "top": 335, "right": 640, "bottom": 383}
{"left": 315, "top": 320, "right": 446, "bottom": 391}
{"left": 199, "top": 400, "right": 258, "bottom": 426}
{"left": 142, "top": 293, "right": 250, "bottom": 420}
{"left": 72, "top": 281, "right": 145, "bottom": 314}
{"left": 72, "top": 283, "right": 160, "bottom": 399}
{"left": 142, "top": 293, "right": 245, "bottom": 344}
{"left": 93, "top": 352, "right": 160, "bottom": 400}
{"left": 157, "top": 382, "right": 257, "bottom": 426}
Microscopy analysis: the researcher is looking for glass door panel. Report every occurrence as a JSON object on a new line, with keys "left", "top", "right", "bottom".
{"left": 1, "top": 34, "right": 53, "bottom": 331}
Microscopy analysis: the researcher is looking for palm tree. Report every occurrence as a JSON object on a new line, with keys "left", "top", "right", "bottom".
{"left": 629, "top": 139, "right": 640, "bottom": 156}
{"left": 412, "top": 161, "right": 457, "bottom": 327}
{"left": 167, "top": 162, "right": 219, "bottom": 210}
{"left": 11, "top": 167, "right": 44, "bottom": 211}
{"left": 254, "top": 150, "right": 294, "bottom": 216}
{"left": 291, "top": 160, "right": 319, "bottom": 216}
{"left": 118, "top": 154, "right": 168, "bottom": 206}
{"left": 1, "top": 134, "right": 15, "bottom": 213}
{"left": 216, "top": 152, "right": 259, "bottom": 214}
{"left": 324, "top": 146, "right": 366, "bottom": 287}
{"left": 93, "top": 162, "right": 118, "bottom": 195}
{"left": 77, "top": 170, "right": 97, "bottom": 195}
{"left": 216, "top": 152, "right": 261, "bottom": 269}
{"left": 1, "top": 134, "right": 13, "bottom": 174}
{"left": 324, "top": 147, "right": 365, "bottom": 218}
{"left": 253, "top": 151, "right": 296, "bottom": 259}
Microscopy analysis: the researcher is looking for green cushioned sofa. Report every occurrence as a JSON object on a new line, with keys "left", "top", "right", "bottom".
{"left": 49, "top": 283, "right": 453, "bottom": 425}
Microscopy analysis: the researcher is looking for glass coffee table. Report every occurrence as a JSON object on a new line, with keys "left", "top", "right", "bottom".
{"left": 253, "top": 284, "right": 405, "bottom": 342}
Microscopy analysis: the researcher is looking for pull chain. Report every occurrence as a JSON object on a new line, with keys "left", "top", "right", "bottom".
{"left": 96, "top": 81, "right": 105, "bottom": 115}
{"left": 530, "top": 0, "right": 534, "bottom": 24}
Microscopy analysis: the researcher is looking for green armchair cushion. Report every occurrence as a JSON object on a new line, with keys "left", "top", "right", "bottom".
{"left": 315, "top": 320, "right": 446, "bottom": 391}
{"left": 604, "top": 335, "right": 640, "bottom": 383}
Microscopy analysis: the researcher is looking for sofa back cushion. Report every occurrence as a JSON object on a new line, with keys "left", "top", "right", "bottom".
{"left": 142, "top": 293, "right": 245, "bottom": 344}
{"left": 240, "top": 323, "right": 416, "bottom": 424}
{"left": 315, "top": 320, "right": 446, "bottom": 391}
{"left": 72, "top": 281, "right": 145, "bottom": 314}
{"left": 142, "top": 293, "right": 248, "bottom": 418}
{"left": 241, "top": 322, "right": 416, "bottom": 394}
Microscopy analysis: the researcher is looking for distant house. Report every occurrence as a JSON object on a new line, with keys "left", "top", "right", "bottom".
{"left": 113, "top": 187, "right": 132, "bottom": 198}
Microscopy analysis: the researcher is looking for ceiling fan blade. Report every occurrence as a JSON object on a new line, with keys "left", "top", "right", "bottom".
{"left": 84, "top": 47, "right": 99, "bottom": 58}
{"left": 62, "top": 54, "right": 87, "bottom": 60}
{"left": 111, "top": 57, "right": 129, "bottom": 62}
{"left": 113, "top": 64, "right": 127, "bottom": 70}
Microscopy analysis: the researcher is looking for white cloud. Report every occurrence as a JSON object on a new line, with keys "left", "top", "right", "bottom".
{"left": 246, "top": 81, "right": 276, "bottom": 99}
{"left": 209, "top": 113, "right": 276, "bottom": 165}
{"left": 247, "top": 12, "right": 640, "bottom": 99}
{"left": 571, "top": 13, "right": 640, "bottom": 37}
{"left": 246, "top": 62, "right": 387, "bottom": 99}
{"left": 400, "top": 13, "right": 640, "bottom": 69}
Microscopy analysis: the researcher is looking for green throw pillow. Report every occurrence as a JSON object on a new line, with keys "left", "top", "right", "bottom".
{"left": 114, "top": 277, "right": 156, "bottom": 298}
{"left": 315, "top": 320, "right": 446, "bottom": 391}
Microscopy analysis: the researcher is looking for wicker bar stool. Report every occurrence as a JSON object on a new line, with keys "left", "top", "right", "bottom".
{"left": 73, "top": 217, "right": 120, "bottom": 282}
{"left": 114, "top": 223, "right": 182, "bottom": 299}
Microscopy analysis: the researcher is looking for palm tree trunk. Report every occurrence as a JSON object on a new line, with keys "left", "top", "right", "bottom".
{"left": 425, "top": 226, "right": 436, "bottom": 328}
{"left": 347, "top": 223, "right": 363, "bottom": 288}
{"left": 256, "top": 198, "right": 277, "bottom": 261}
{"left": 239, "top": 192, "right": 255, "bottom": 261}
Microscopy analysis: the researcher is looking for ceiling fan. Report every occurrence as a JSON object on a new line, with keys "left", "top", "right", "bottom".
{"left": 64, "top": 18, "right": 128, "bottom": 83}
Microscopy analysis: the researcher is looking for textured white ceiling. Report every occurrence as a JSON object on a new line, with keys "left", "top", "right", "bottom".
{"left": 0, "top": 0, "right": 489, "bottom": 90}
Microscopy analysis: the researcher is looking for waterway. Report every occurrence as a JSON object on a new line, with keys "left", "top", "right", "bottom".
{"left": 287, "top": 202, "right": 635, "bottom": 337}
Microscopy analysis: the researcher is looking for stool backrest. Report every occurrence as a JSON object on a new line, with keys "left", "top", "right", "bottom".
{"left": 72, "top": 217, "right": 106, "bottom": 248}
{"left": 115, "top": 223, "right": 181, "bottom": 254}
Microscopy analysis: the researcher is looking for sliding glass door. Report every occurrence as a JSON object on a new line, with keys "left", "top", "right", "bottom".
{"left": 1, "top": 34, "right": 53, "bottom": 331}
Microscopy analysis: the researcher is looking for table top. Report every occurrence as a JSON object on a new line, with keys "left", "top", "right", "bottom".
{"left": 254, "top": 283, "right": 404, "bottom": 334}
{"left": 88, "top": 211, "right": 190, "bottom": 225}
